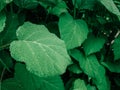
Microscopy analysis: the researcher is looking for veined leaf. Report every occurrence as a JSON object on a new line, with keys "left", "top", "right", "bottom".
{"left": 71, "top": 79, "right": 87, "bottom": 90}
{"left": 10, "top": 22, "right": 72, "bottom": 77}
{"left": 0, "top": 0, "right": 13, "bottom": 11}
{"left": 112, "top": 35, "right": 120, "bottom": 60}
{"left": 83, "top": 34, "right": 105, "bottom": 55}
{"left": 70, "top": 49, "right": 110, "bottom": 90}
{"left": 2, "top": 63, "right": 65, "bottom": 90}
{"left": 0, "top": 12, "right": 6, "bottom": 33}
{"left": 59, "top": 13, "right": 89, "bottom": 49}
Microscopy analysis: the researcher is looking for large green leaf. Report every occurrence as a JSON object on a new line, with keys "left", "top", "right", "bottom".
{"left": 59, "top": 13, "right": 89, "bottom": 49}
{"left": 2, "top": 63, "right": 65, "bottom": 90}
{"left": 71, "top": 79, "right": 87, "bottom": 90}
{"left": 10, "top": 22, "right": 72, "bottom": 77}
{"left": 112, "top": 35, "right": 120, "bottom": 60}
{"left": 70, "top": 49, "right": 110, "bottom": 90}
{"left": 0, "top": 0, "right": 13, "bottom": 11}
{"left": 99, "top": 0, "right": 120, "bottom": 16}
{"left": 13, "top": 0, "right": 39, "bottom": 9}
{"left": 0, "top": 12, "right": 6, "bottom": 33}
{"left": 83, "top": 34, "right": 105, "bottom": 55}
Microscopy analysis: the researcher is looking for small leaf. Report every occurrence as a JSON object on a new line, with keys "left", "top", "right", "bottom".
{"left": 83, "top": 34, "right": 105, "bottom": 55}
{"left": 59, "top": 13, "right": 89, "bottom": 49}
{"left": 68, "top": 64, "right": 82, "bottom": 74}
{"left": 87, "top": 84, "right": 97, "bottom": 90}
{"left": 72, "top": 79, "right": 87, "bottom": 90}
{"left": 112, "top": 35, "right": 120, "bottom": 60}
{"left": 2, "top": 63, "right": 65, "bottom": 90}
{"left": 10, "top": 22, "right": 72, "bottom": 77}
{"left": 48, "top": 1, "right": 68, "bottom": 17}
{"left": 0, "top": 12, "right": 6, "bottom": 33}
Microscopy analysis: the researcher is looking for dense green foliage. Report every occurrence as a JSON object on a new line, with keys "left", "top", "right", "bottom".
{"left": 0, "top": 0, "right": 120, "bottom": 90}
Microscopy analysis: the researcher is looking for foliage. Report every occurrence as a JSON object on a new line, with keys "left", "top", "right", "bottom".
{"left": 0, "top": 0, "right": 120, "bottom": 90}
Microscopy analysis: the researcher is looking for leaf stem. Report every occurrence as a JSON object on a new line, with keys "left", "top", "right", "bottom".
{"left": 0, "top": 68, "right": 6, "bottom": 90}
{"left": 0, "top": 58, "right": 11, "bottom": 72}
{"left": 0, "top": 43, "right": 10, "bottom": 50}
{"left": 73, "top": 0, "right": 76, "bottom": 19}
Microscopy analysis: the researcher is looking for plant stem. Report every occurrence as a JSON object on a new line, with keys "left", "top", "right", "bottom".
{"left": 0, "top": 43, "right": 10, "bottom": 50}
{"left": 0, "top": 68, "right": 6, "bottom": 90}
{"left": 0, "top": 58, "right": 11, "bottom": 72}
{"left": 73, "top": 0, "right": 76, "bottom": 19}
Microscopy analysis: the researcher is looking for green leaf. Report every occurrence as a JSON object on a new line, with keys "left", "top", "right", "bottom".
{"left": 39, "top": 0, "right": 62, "bottom": 7}
{"left": 99, "top": 0, "right": 120, "bottom": 16}
{"left": 102, "top": 60, "right": 120, "bottom": 73}
{"left": 72, "top": 0, "right": 96, "bottom": 10}
{"left": 70, "top": 49, "right": 110, "bottom": 90}
{"left": 87, "top": 84, "right": 97, "bottom": 90}
{"left": 68, "top": 64, "right": 82, "bottom": 74}
{"left": 0, "top": 12, "right": 6, "bottom": 33}
{"left": 83, "top": 34, "right": 105, "bottom": 55}
{"left": 71, "top": 79, "right": 87, "bottom": 90}
{"left": 0, "top": 50, "right": 13, "bottom": 71}
{"left": 112, "top": 35, "right": 120, "bottom": 60}
{"left": 2, "top": 63, "right": 65, "bottom": 90}
{"left": 48, "top": 1, "right": 68, "bottom": 17}
{"left": 0, "top": 13, "right": 19, "bottom": 49}
{"left": 13, "top": 0, "right": 39, "bottom": 9}
{"left": 10, "top": 22, "right": 72, "bottom": 77}
{"left": 59, "top": 13, "right": 89, "bottom": 49}
{"left": 0, "top": 0, "right": 13, "bottom": 11}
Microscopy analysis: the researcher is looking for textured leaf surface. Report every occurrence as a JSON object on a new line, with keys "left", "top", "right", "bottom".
{"left": 2, "top": 63, "right": 65, "bottom": 90}
{"left": 83, "top": 34, "right": 105, "bottom": 55}
{"left": 0, "top": 12, "right": 6, "bottom": 33}
{"left": 112, "top": 35, "right": 120, "bottom": 60}
{"left": 10, "top": 22, "right": 71, "bottom": 77}
{"left": 72, "top": 79, "right": 87, "bottom": 90}
{"left": 59, "top": 13, "right": 89, "bottom": 49}
{"left": 99, "top": 0, "right": 120, "bottom": 16}
{"left": 70, "top": 49, "right": 110, "bottom": 90}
